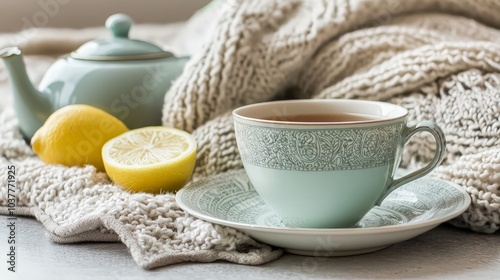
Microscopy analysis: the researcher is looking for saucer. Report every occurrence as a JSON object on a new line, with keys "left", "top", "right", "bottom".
{"left": 176, "top": 170, "right": 470, "bottom": 256}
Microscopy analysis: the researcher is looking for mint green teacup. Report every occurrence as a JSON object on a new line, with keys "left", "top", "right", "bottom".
{"left": 233, "top": 100, "right": 446, "bottom": 228}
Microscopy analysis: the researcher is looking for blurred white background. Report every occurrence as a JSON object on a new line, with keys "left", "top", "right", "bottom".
{"left": 0, "top": 0, "right": 211, "bottom": 32}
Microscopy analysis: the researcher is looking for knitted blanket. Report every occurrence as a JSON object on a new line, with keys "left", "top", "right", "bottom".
{"left": 163, "top": 0, "right": 500, "bottom": 232}
{"left": 1, "top": 0, "right": 500, "bottom": 270}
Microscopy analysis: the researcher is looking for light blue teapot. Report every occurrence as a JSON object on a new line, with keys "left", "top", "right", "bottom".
{"left": 0, "top": 14, "right": 189, "bottom": 139}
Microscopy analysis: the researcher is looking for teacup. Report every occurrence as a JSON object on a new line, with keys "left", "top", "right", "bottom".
{"left": 232, "top": 99, "right": 446, "bottom": 228}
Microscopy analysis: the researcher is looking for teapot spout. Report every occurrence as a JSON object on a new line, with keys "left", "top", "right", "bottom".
{"left": 0, "top": 47, "right": 52, "bottom": 139}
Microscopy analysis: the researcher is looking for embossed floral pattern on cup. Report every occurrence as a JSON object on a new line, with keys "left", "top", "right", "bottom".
{"left": 234, "top": 122, "right": 403, "bottom": 171}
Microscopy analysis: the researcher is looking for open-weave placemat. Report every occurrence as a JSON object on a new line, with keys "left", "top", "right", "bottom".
{"left": 1, "top": 0, "right": 500, "bottom": 270}
{"left": 0, "top": 110, "right": 282, "bottom": 268}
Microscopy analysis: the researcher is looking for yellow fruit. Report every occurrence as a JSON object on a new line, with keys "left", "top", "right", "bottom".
{"left": 31, "top": 104, "right": 128, "bottom": 171}
{"left": 102, "top": 126, "right": 197, "bottom": 194}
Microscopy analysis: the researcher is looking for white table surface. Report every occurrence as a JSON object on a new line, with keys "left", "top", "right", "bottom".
{"left": 0, "top": 216, "right": 499, "bottom": 280}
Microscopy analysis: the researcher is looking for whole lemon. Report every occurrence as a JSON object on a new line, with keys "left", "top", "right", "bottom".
{"left": 31, "top": 104, "right": 128, "bottom": 171}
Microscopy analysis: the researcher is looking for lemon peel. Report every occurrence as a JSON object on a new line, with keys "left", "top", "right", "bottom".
{"left": 31, "top": 104, "right": 128, "bottom": 171}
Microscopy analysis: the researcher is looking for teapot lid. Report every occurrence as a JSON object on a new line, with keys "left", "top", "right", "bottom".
{"left": 71, "top": 14, "right": 172, "bottom": 61}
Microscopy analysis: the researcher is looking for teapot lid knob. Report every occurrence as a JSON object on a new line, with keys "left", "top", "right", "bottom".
{"left": 106, "top": 14, "right": 132, "bottom": 38}
{"left": 72, "top": 13, "right": 173, "bottom": 60}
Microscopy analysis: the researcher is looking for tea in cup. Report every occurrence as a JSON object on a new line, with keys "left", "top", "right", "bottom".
{"left": 233, "top": 99, "right": 446, "bottom": 228}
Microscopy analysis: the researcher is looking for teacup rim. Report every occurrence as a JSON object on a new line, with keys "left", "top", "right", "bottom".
{"left": 232, "top": 99, "right": 408, "bottom": 126}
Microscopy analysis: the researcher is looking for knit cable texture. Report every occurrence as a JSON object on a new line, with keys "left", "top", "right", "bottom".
{"left": 0, "top": 0, "right": 499, "bottom": 270}
{"left": 164, "top": 0, "right": 500, "bottom": 233}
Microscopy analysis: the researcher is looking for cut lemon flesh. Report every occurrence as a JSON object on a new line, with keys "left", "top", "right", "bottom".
{"left": 102, "top": 127, "right": 197, "bottom": 194}
{"left": 106, "top": 128, "right": 194, "bottom": 166}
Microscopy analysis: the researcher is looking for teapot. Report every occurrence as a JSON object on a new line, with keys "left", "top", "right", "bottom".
{"left": 0, "top": 14, "right": 189, "bottom": 139}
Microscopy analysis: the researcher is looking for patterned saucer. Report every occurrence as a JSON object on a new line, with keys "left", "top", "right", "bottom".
{"left": 176, "top": 170, "right": 470, "bottom": 256}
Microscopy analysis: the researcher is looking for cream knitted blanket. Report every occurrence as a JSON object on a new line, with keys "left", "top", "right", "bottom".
{"left": 164, "top": 0, "right": 500, "bottom": 232}
{"left": 1, "top": 0, "right": 500, "bottom": 270}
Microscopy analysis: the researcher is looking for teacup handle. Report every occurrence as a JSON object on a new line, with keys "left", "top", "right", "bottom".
{"left": 376, "top": 121, "right": 446, "bottom": 205}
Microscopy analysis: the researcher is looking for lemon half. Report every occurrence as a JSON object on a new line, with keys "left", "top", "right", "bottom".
{"left": 102, "top": 126, "right": 197, "bottom": 194}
